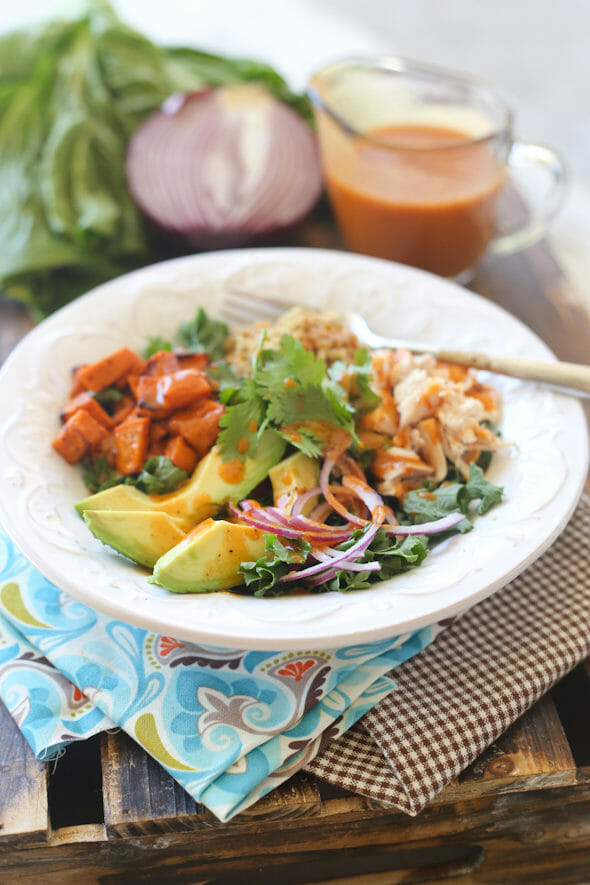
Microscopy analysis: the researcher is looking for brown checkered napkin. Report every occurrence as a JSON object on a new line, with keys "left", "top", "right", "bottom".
{"left": 306, "top": 492, "right": 590, "bottom": 814}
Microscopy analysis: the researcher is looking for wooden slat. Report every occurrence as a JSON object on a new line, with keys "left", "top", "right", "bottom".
{"left": 100, "top": 730, "right": 204, "bottom": 837}
{"left": 0, "top": 699, "right": 49, "bottom": 844}
{"left": 438, "top": 693, "right": 576, "bottom": 803}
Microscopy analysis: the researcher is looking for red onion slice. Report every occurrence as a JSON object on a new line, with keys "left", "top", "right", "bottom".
{"left": 384, "top": 511, "right": 466, "bottom": 535}
{"left": 126, "top": 85, "right": 323, "bottom": 249}
{"left": 279, "top": 521, "right": 380, "bottom": 583}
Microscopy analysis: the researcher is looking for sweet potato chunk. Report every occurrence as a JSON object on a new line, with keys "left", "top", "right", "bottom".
{"left": 144, "top": 350, "right": 180, "bottom": 377}
{"left": 167, "top": 399, "right": 225, "bottom": 457}
{"left": 52, "top": 422, "right": 88, "bottom": 464}
{"left": 61, "top": 391, "right": 114, "bottom": 428}
{"left": 164, "top": 435, "right": 198, "bottom": 473}
{"left": 78, "top": 348, "right": 143, "bottom": 392}
{"left": 68, "top": 409, "right": 109, "bottom": 448}
{"left": 114, "top": 415, "right": 150, "bottom": 475}
{"left": 136, "top": 369, "right": 211, "bottom": 411}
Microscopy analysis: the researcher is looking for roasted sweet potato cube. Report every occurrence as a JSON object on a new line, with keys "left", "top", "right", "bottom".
{"left": 176, "top": 352, "right": 209, "bottom": 371}
{"left": 52, "top": 422, "right": 89, "bottom": 465}
{"left": 164, "top": 435, "right": 198, "bottom": 473}
{"left": 144, "top": 350, "right": 180, "bottom": 377}
{"left": 68, "top": 409, "right": 109, "bottom": 448}
{"left": 167, "top": 399, "right": 225, "bottom": 457}
{"left": 61, "top": 391, "right": 114, "bottom": 428}
{"left": 78, "top": 347, "right": 142, "bottom": 392}
{"left": 111, "top": 394, "right": 135, "bottom": 426}
{"left": 70, "top": 365, "right": 88, "bottom": 397}
{"left": 114, "top": 415, "right": 150, "bottom": 475}
{"left": 136, "top": 369, "right": 211, "bottom": 412}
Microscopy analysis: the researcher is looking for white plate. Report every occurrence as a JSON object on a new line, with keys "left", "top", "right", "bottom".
{"left": 0, "top": 248, "right": 587, "bottom": 649}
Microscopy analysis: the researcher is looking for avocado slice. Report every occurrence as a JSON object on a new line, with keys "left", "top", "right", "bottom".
{"left": 268, "top": 451, "right": 320, "bottom": 514}
{"left": 151, "top": 519, "right": 267, "bottom": 593}
{"left": 83, "top": 510, "right": 187, "bottom": 568}
{"left": 75, "top": 431, "right": 285, "bottom": 528}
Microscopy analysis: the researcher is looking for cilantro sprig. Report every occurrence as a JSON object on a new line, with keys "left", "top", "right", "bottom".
{"left": 217, "top": 334, "right": 357, "bottom": 461}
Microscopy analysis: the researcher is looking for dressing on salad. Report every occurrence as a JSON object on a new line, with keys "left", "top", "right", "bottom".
{"left": 54, "top": 306, "right": 506, "bottom": 596}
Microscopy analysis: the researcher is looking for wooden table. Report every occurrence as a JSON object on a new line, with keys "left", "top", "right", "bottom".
{"left": 1, "top": 219, "right": 590, "bottom": 884}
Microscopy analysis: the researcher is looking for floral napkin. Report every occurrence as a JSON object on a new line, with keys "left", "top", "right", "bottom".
{"left": 0, "top": 523, "right": 439, "bottom": 821}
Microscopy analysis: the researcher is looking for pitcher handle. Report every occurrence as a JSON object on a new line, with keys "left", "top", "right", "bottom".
{"left": 490, "top": 140, "right": 568, "bottom": 255}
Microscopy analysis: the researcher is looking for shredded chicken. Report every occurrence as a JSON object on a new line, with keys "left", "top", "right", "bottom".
{"left": 364, "top": 347, "right": 504, "bottom": 495}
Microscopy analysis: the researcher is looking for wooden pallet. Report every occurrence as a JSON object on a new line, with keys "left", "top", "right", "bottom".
{"left": 2, "top": 660, "right": 590, "bottom": 884}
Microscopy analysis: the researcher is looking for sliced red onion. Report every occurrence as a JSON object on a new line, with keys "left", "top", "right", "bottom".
{"left": 230, "top": 501, "right": 353, "bottom": 544}
{"left": 279, "top": 521, "right": 380, "bottom": 583}
{"left": 384, "top": 511, "right": 466, "bottom": 535}
{"left": 126, "top": 85, "right": 323, "bottom": 249}
{"left": 320, "top": 453, "right": 367, "bottom": 527}
{"left": 341, "top": 474, "right": 387, "bottom": 525}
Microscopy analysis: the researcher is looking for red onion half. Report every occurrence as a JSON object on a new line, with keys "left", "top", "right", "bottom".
{"left": 126, "top": 85, "right": 323, "bottom": 249}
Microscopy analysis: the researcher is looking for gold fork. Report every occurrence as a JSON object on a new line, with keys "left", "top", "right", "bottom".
{"left": 220, "top": 285, "right": 590, "bottom": 398}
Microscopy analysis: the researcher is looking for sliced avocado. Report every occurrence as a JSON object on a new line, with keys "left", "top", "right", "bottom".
{"left": 151, "top": 519, "right": 267, "bottom": 593}
{"left": 83, "top": 510, "right": 187, "bottom": 568}
{"left": 268, "top": 451, "right": 320, "bottom": 515}
{"left": 76, "top": 431, "right": 285, "bottom": 527}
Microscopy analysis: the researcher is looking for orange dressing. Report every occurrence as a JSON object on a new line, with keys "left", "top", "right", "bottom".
{"left": 236, "top": 437, "right": 250, "bottom": 454}
{"left": 323, "top": 123, "right": 504, "bottom": 277}
{"left": 218, "top": 458, "right": 246, "bottom": 484}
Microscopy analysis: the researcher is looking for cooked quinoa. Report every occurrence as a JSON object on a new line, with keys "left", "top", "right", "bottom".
{"left": 226, "top": 306, "right": 361, "bottom": 376}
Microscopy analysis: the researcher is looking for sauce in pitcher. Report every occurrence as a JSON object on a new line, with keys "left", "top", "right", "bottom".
{"left": 322, "top": 124, "right": 504, "bottom": 277}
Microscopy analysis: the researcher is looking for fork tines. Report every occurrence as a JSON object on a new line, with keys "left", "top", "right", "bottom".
{"left": 220, "top": 286, "right": 291, "bottom": 330}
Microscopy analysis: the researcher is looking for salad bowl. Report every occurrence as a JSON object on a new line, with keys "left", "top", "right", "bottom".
{"left": 0, "top": 248, "right": 587, "bottom": 649}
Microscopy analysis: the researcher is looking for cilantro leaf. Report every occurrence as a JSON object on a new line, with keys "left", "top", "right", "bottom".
{"left": 217, "top": 397, "right": 266, "bottom": 461}
{"left": 328, "top": 347, "right": 381, "bottom": 416}
{"left": 179, "top": 308, "right": 229, "bottom": 361}
{"left": 217, "top": 333, "right": 356, "bottom": 461}
{"left": 239, "top": 534, "right": 311, "bottom": 597}
{"left": 92, "top": 387, "right": 123, "bottom": 414}
{"left": 126, "top": 456, "right": 188, "bottom": 494}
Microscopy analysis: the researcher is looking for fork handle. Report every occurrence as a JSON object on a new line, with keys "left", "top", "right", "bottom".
{"left": 433, "top": 348, "right": 590, "bottom": 398}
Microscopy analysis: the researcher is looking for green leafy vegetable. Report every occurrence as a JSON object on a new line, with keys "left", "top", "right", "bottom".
{"left": 328, "top": 348, "right": 381, "bottom": 416}
{"left": 81, "top": 455, "right": 121, "bottom": 493}
{"left": 81, "top": 454, "right": 188, "bottom": 494}
{"left": 239, "top": 534, "right": 312, "bottom": 597}
{"left": 0, "top": 1, "right": 310, "bottom": 317}
{"left": 218, "top": 334, "right": 356, "bottom": 461}
{"left": 178, "top": 308, "right": 229, "bottom": 361}
{"left": 128, "top": 456, "right": 188, "bottom": 494}
{"left": 92, "top": 387, "right": 123, "bottom": 412}
{"left": 144, "top": 336, "right": 173, "bottom": 358}
{"left": 401, "top": 463, "right": 503, "bottom": 531}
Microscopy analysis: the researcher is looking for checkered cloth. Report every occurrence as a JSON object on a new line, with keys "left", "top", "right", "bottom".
{"left": 307, "top": 491, "right": 590, "bottom": 813}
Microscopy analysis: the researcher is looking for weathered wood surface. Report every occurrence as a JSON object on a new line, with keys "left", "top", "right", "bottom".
{"left": 1, "top": 215, "right": 590, "bottom": 882}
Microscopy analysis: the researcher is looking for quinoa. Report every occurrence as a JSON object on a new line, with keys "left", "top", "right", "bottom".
{"left": 225, "top": 307, "right": 361, "bottom": 376}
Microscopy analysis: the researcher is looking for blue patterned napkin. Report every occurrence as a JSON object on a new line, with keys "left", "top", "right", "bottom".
{"left": 0, "top": 524, "right": 441, "bottom": 821}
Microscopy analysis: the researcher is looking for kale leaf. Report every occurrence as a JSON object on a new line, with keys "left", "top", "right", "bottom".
{"left": 178, "top": 308, "right": 229, "bottom": 361}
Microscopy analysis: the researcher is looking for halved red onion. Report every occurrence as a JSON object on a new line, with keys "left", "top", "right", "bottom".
{"left": 126, "top": 85, "right": 323, "bottom": 249}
